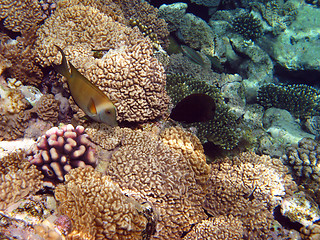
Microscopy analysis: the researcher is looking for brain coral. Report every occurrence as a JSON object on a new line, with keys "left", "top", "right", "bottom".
{"left": 35, "top": 3, "right": 170, "bottom": 123}
{"left": 203, "top": 152, "right": 297, "bottom": 239}
{"left": 0, "top": 150, "right": 43, "bottom": 210}
{"left": 55, "top": 167, "right": 148, "bottom": 240}
{"left": 85, "top": 123, "right": 209, "bottom": 239}
{"left": 29, "top": 124, "right": 96, "bottom": 186}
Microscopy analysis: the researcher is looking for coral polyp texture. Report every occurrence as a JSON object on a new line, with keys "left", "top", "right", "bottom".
{"left": 28, "top": 124, "right": 96, "bottom": 186}
{"left": 0, "top": 93, "right": 59, "bottom": 141}
{"left": 203, "top": 152, "right": 297, "bottom": 239}
{"left": 183, "top": 215, "right": 244, "bottom": 239}
{"left": 55, "top": 167, "right": 148, "bottom": 239}
{"left": 257, "top": 83, "right": 320, "bottom": 119}
{"left": 283, "top": 138, "right": 320, "bottom": 184}
{"left": 0, "top": 150, "right": 43, "bottom": 210}
{"left": 232, "top": 12, "right": 263, "bottom": 40}
{"left": 34, "top": 2, "right": 170, "bottom": 123}
{"left": 0, "top": 0, "right": 44, "bottom": 32}
{"left": 85, "top": 123, "right": 210, "bottom": 239}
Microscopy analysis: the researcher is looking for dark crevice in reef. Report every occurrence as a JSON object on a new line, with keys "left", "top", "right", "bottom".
{"left": 274, "top": 64, "right": 320, "bottom": 89}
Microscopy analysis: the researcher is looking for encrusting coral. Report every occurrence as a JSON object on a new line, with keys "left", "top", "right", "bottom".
{"left": 0, "top": 0, "right": 44, "bottom": 32}
{"left": 55, "top": 167, "right": 148, "bottom": 240}
{"left": 0, "top": 28, "right": 44, "bottom": 87}
{"left": 203, "top": 152, "right": 297, "bottom": 239}
{"left": 0, "top": 93, "right": 59, "bottom": 141}
{"left": 283, "top": 137, "right": 320, "bottom": 184}
{"left": 35, "top": 2, "right": 170, "bottom": 123}
{"left": 160, "top": 126, "right": 211, "bottom": 187}
{"left": 183, "top": 215, "right": 244, "bottom": 239}
{"left": 119, "top": 0, "right": 170, "bottom": 48}
{"left": 28, "top": 124, "right": 97, "bottom": 186}
{"left": 85, "top": 123, "right": 209, "bottom": 239}
{"left": 0, "top": 150, "right": 43, "bottom": 210}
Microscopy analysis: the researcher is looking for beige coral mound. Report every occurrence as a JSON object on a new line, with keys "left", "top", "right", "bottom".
{"left": 183, "top": 215, "right": 244, "bottom": 239}
{"left": 0, "top": 150, "right": 43, "bottom": 210}
{"left": 160, "top": 126, "right": 211, "bottom": 187}
{"left": 203, "top": 152, "right": 297, "bottom": 239}
{"left": 35, "top": 3, "right": 170, "bottom": 122}
{"left": 0, "top": 0, "right": 44, "bottom": 32}
{"left": 86, "top": 124, "right": 208, "bottom": 239}
{"left": 55, "top": 167, "right": 148, "bottom": 240}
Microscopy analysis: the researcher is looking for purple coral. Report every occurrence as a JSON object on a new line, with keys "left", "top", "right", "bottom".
{"left": 28, "top": 124, "right": 96, "bottom": 186}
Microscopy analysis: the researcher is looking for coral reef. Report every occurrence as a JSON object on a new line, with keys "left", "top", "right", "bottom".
{"left": 0, "top": 151, "right": 43, "bottom": 210}
{"left": 283, "top": 138, "right": 320, "bottom": 184}
{"left": 0, "top": 0, "right": 44, "bottom": 32}
{"left": 0, "top": 29, "right": 44, "bottom": 87}
{"left": 28, "top": 124, "right": 96, "bottom": 186}
{"left": 260, "top": 2, "right": 320, "bottom": 71}
{"left": 160, "top": 126, "right": 211, "bottom": 187}
{"left": 55, "top": 167, "right": 148, "bottom": 239}
{"left": 183, "top": 215, "right": 244, "bottom": 239}
{"left": 166, "top": 73, "right": 240, "bottom": 149}
{"left": 257, "top": 83, "right": 320, "bottom": 119}
{"left": 203, "top": 152, "right": 297, "bottom": 239}
{"left": 0, "top": 93, "right": 59, "bottom": 141}
{"left": 281, "top": 191, "right": 320, "bottom": 227}
{"left": 85, "top": 123, "right": 209, "bottom": 239}
{"left": 250, "top": 0, "right": 297, "bottom": 35}
{"left": 179, "top": 13, "right": 217, "bottom": 55}
{"left": 261, "top": 108, "right": 315, "bottom": 157}
{"left": 231, "top": 12, "right": 263, "bottom": 40}
{"left": 0, "top": 195, "right": 67, "bottom": 239}
{"left": 35, "top": 3, "right": 170, "bottom": 123}
{"left": 0, "top": 86, "right": 29, "bottom": 115}
{"left": 158, "top": 2, "right": 188, "bottom": 32}
{"left": 118, "top": 0, "right": 170, "bottom": 48}
{"left": 0, "top": 110, "right": 31, "bottom": 141}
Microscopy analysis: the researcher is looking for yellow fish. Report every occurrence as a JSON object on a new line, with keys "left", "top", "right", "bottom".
{"left": 53, "top": 45, "right": 117, "bottom": 127}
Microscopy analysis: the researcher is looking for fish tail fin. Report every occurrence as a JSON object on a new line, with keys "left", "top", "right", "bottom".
{"left": 53, "top": 45, "right": 71, "bottom": 78}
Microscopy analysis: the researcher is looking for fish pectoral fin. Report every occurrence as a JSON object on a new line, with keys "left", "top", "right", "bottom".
{"left": 87, "top": 98, "right": 97, "bottom": 115}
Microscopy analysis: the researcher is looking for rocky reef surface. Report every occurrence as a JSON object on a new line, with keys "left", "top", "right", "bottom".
{"left": 1, "top": 0, "right": 320, "bottom": 239}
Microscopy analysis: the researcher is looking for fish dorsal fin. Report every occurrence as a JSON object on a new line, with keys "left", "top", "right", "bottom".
{"left": 87, "top": 98, "right": 97, "bottom": 115}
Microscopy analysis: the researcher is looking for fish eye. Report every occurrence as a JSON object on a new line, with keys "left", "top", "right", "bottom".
{"left": 106, "top": 110, "right": 111, "bottom": 115}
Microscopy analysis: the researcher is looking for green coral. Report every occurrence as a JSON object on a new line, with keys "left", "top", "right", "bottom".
{"left": 166, "top": 74, "right": 240, "bottom": 150}
{"left": 257, "top": 83, "right": 320, "bottom": 119}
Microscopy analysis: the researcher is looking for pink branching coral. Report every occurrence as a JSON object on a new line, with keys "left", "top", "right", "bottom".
{"left": 28, "top": 124, "right": 96, "bottom": 186}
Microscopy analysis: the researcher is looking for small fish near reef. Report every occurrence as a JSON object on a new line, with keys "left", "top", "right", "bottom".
{"left": 170, "top": 93, "right": 216, "bottom": 123}
{"left": 181, "top": 45, "right": 205, "bottom": 67}
{"left": 53, "top": 45, "right": 117, "bottom": 127}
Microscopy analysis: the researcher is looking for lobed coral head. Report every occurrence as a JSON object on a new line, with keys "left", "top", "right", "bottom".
{"left": 28, "top": 124, "right": 96, "bottom": 186}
